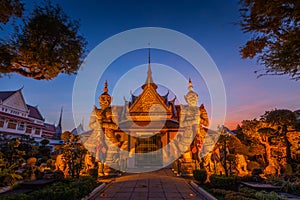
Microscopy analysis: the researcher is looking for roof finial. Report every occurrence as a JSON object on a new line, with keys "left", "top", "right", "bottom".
{"left": 141, "top": 44, "right": 157, "bottom": 89}
{"left": 146, "top": 44, "right": 154, "bottom": 85}
{"left": 103, "top": 80, "right": 108, "bottom": 93}
{"left": 188, "top": 77, "right": 194, "bottom": 91}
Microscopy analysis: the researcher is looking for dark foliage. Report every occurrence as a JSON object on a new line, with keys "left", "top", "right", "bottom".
{"left": 239, "top": 0, "right": 300, "bottom": 80}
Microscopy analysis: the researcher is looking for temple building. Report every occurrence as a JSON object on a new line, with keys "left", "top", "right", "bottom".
{"left": 115, "top": 63, "right": 182, "bottom": 168}
{"left": 85, "top": 54, "right": 209, "bottom": 174}
{"left": 0, "top": 88, "right": 61, "bottom": 140}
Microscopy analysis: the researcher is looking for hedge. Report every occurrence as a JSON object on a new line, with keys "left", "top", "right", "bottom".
{"left": 209, "top": 175, "right": 238, "bottom": 191}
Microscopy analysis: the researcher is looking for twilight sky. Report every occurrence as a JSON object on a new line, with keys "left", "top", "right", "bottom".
{"left": 0, "top": 0, "right": 299, "bottom": 131}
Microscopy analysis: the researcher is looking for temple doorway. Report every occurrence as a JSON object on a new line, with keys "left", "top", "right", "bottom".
{"left": 135, "top": 135, "right": 163, "bottom": 166}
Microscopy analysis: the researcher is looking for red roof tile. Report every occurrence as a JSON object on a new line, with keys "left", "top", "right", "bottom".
{"left": 44, "top": 123, "right": 56, "bottom": 132}
{"left": 26, "top": 104, "right": 44, "bottom": 121}
{"left": 0, "top": 91, "right": 16, "bottom": 101}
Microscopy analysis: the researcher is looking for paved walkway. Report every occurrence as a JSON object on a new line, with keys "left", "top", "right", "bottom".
{"left": 93, "top": 168, "right": 207, "bottom": 200}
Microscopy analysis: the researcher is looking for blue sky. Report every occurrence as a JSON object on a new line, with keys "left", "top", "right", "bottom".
{"left": 0, "top": 0, "right": 299, "bottom": 131}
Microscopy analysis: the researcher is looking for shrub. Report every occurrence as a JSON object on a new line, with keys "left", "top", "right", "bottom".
{"left": 224, "top": 192, "right": 256, "bottom": 200}
{"left": 193, "top": 169, "right": 207, "bottom": 184}
{"left": 281, "top": 180, "right": 296, "bottom": 193}
{"left": 210, "top": 175, "right": 238, "bottom": 191}
{"left": 239, "top": 187, "right": 257, "bottom": 197}
{"left": 255, "top": 191, "right": 285, "bottom": 200}
{"left": 0, "top": 194, "right": 27, "bottom": 200}
{"left": 1, "top": 176, "right": 100, "bottom": 200}
{"left": 211, "top": 188, "right": 256, "bottom": 200}
{"left": 267, "top": 175, "right": 300, "bottom": 194}
{"left": 240, "top": 175, "right": 256, "bottom": 182}
{"left": 28, "top": 182, "right": 78, "bottom": 200}
{"left": 72, "top": 176, "right": 99, "bottom": 197}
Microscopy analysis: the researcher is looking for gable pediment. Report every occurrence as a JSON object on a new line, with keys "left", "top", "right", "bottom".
{"left": 3, "top": 91, "right": 28, "bottom": 112}
{"left": 129, "top": 85, "right": 172, "bottom": 116}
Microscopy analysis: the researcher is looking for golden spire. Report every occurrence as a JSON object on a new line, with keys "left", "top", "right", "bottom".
{"left": 146, "top": 47, "right": 154, "bottom": 84}
{"left": 103, "top": 80, "right": 108, "bottom": 93}
{"left": 142, "top": 47, "right": 157, "bottom": 89}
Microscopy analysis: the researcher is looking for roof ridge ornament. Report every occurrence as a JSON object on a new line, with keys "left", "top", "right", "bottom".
{"left": 146, "top": 47, "right": 154, "bottom": 85}
{"left": 142, "top": 46, "right": 157, "bottom": 89}
{"left": 103, "top": 80, "right": 108, "bottom": 93}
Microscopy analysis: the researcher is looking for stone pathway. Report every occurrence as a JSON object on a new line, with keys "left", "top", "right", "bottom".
{"left": 93, "top": 168, "right": 207, "bottom": 200}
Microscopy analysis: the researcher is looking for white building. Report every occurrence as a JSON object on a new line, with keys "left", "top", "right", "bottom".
{"left": 0, "top": 88, "right": 57, "bottom": 139}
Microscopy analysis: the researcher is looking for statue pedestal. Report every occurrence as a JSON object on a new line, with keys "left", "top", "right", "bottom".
{"left": 103, "top": 144, "right": 120, "bottom": 175}
{"left": 178, "top": 152, "right": 195, "bottom": 176}
{"left": 103, "top": 155, "right": 119, "bottom": 174}
{"left": 179, "top": 161, "right": 195, "bottom": 176}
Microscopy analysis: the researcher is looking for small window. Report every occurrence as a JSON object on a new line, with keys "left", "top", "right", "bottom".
{"left": 0, "top": 117, "right": 4, "bottom": 127}
{"left": 26, "top": 126, "right": 32, "bottom": 133}
{"left": 7, "top": 120, "right": 17, "bottom": 129}
{"left": 35, "top": 128, "right": 41, "bottom": 135}
{"left": 17, "top": 122, "right": 25, "bottom": 131}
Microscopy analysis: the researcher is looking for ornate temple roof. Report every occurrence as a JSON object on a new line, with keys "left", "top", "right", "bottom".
{"left": 0, "top": 88, "right": 44, "bottom": 121}
{"left": 126, "top": 52, "right": 176, "bottom": 121}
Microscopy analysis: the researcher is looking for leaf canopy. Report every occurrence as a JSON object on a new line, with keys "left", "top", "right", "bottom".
{"left": 239, "top": 0, "right": 300, "bottom": 80}
{"left": 0, "top": 1, "right": 87, "bottom": 80}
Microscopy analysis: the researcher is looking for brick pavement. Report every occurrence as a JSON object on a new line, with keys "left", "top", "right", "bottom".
{"left": 93, "top": 168, "right": 207, "bottom": 200}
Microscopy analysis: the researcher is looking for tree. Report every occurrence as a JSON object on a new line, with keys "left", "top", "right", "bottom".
{"left": 261, "top": 109, "right": 298, "bottom": 162}
{"left": 241, "top": 120, "right": 274, "bottom": 168}
{"left": 18, "top": 135, "right": 37, "bottom": 158}
{"left": 239, "top": 0, "right": 300, "bottom": 80}
{"left": 38, "top": 139, "right": 51, "bottom": 162}
{"left": 0, "top": 0, "right": 23, "bottom": 27}
{"left": 61, "top": 131, "right": 87, "bottom": 178}
{"left": 257, "top": 127, "right": 276, "bottom": 166}
{"left": 218, "top": 134, "right": 229, "bottom": 176}
{"left": 241, "top": 110, "right": 299, "bottom": 174}
{"left": 40, "top": 138, "right": 50, "bottom": 147}
{"left": 0, "top": 1, "right": 87, "bottom": 80}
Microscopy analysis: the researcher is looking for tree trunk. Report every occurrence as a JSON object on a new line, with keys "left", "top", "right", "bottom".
{"left": 283, "top": 133, "right": 292, "bottom": 163}
{"left": 223, "top": 139, "right": 228, "bottom": 176}
{"left": 265, "top": 142, "right": 272, "bottom": 166}
{"left": 260, "top": 138, "right": 271, "bottom": 166}
{"left": 261, "top": 154, "right": 266, "bottom": 166}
